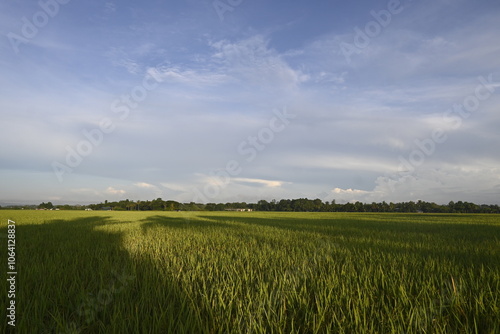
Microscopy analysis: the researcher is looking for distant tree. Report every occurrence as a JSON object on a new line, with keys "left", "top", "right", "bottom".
{"left": 291, "top": 198, "right": 310, "bottom": 211}
{"left": 313, "top": 199, "right": 323, "bottom": 211}
{"left": 38, "top": 202, "right": 54, "bottom": 209}
{"left": 75, "top": 197, "right": 499, "bottom": 214}
{"left": 369, "top": 202, "right": 380, "bottom": 212}
{"left": 257, "top": 200, "right": 270, "bottom": 211}
{"left": 276, "top": 199, "right": 292, "bottom": 211}
{"left": 329, "top": 200, "right": 338, "bottom": 212}
{"left": 151, "top": 198, "right": 165, "bottom": 211}
{"left": 354, "top": 201, "right": 365, "bottom": 212}
{"left": 343, "top": 202, "right": 355, "bottom": 212}
{"left": 205, "top": 203, "right": 217, "bottom": 211}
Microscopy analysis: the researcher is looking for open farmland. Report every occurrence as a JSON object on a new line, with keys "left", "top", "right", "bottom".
{"left": 1, "top": 211, "right": 499, "bottom": 333}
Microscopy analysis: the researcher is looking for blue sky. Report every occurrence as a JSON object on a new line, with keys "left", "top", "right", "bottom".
{"left": 1, "top": 0, "right": 500, "bottom": 205}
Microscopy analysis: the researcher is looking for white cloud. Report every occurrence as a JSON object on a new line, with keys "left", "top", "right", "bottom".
{"left": 134, "top": 182, "right": 156, "bottom": 189}
{"left": 330, "top": 188, "right": 370, "bottom": 203}
{"left": 115, "top": 59, "right": 142, "bottom": 75}
{"left": 151, "top": 66, "right": 230, "bottom": 87}
{"left": 316, "top": 166, "right": 500, "bottom": 205}
{"left": 209, "top": 35, "right": 308, "bottom": 89}
{"left": 105, "top": 48, "right": 143, "bottom": 74}
{"left": 353, "top": 166, "right": 500, "bottom": 204}
{"left": 232, "top": 178, "right": 289, "bottom": 188}
{"left": 106, "top": 187, "right": 126, "bottom": 195}
{"left": 314, "top": 71, "right": 347, "bottom": 85}
{"left": 160, "top": 183, "right": 188, "bottom": 192}
{"left": 104, "top": 2, "right": 116, "bottom": 13}
{"left": 332, "top": 188, "right": 369, "bottom": 195}
{"left": 287, "top": 154, "right": 400, "bottom": 173}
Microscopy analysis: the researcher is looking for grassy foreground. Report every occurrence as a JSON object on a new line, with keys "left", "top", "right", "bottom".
{"left": 1, "top": 211, "right": 499, "bottom": 333}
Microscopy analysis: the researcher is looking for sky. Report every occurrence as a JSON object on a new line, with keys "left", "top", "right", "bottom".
{"left": 1, "top": 0, "right": 500, "bottom": 205}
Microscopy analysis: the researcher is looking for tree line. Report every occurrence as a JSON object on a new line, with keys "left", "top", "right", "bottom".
{"left": 21, "top": 198, "right": 499, "bottom": 214}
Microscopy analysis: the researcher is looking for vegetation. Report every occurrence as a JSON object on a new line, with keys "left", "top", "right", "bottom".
{"left": 1, "top": 210, "right": 499, "bottom": 333}
{"left": 8, "top": 198, "right": 497, "bottom": 213}
{"left": 4, "top": 196, "right": 500, "bottom": 214}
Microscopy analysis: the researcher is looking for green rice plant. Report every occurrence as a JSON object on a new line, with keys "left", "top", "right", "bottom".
{"left": 0, "top": 211, "right": 498, "bottom": 333}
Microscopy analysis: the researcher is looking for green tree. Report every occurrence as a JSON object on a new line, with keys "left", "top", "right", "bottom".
{"left": 38, "top": 202, "right": 54, "bottom": 210}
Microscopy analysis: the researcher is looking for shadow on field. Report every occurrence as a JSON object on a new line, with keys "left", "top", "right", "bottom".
{"left": 198, "top": 214, "right": 500, "bottom": 266}
{"left": 0, "top": 215, "right": 207, "bottom": 333}
{"left": 199, "top": 214, "right": 500, "bottom": 237}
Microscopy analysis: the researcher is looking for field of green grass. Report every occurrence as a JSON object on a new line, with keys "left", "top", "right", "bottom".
{"left": 1, "top": 210, "right": 499, "bottom": 333}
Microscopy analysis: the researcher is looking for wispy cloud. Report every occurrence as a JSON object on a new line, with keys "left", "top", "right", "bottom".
{"left": 233, "top": 177, "right": 290, "bottom": 188}
{"left": 134, "top": 182, "right": 156, "bottom": 189}
{"left": 106, "top": 187, "right": 126, "bottom": 195}
{"left": 330, "top": 187, "right": 370, "bottom": 203}
{"left": 209, "top": 35, "right": 309, "bottom": 89}
{"left": 153, "top": 66, "right": 230, "bottom": 87}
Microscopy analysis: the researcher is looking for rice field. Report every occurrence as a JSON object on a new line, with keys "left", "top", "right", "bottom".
{"left": 1, "top": 210, "right": 499, "bottom": 333}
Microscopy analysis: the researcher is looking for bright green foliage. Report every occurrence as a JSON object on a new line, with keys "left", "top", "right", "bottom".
{"left": 0, "top": 211, "right": 499, "bottom": 333}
